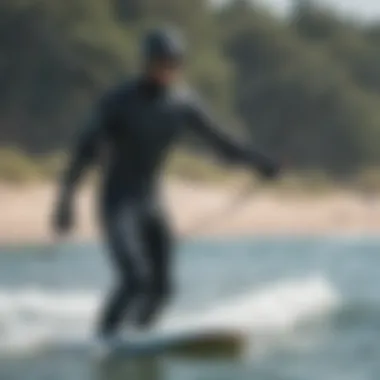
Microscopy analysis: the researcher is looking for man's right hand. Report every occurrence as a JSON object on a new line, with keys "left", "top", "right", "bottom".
{"left": 52, "top": 197, "right": 74, "bottom": 236}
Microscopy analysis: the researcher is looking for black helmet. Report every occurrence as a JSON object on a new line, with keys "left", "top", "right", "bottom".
{"left": 142, "top": 27, "right": 185, "bottom": 64}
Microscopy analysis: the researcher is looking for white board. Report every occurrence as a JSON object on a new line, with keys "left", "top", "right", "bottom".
{"left": 49, "top": 327, "right": 245, "bottom": 358}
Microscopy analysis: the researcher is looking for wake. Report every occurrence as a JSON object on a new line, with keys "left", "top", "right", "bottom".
{"left": 0, "top": 275, "right": 340, "bottom": 354}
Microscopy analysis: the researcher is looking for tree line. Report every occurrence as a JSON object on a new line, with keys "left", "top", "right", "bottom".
{"left": 1, "top": 0, "right": 380, "bottom": 176}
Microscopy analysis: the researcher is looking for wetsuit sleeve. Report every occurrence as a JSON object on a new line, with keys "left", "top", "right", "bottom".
{"left": 184, "top": 95, "right": 277, "bottom": 173}
{"left": 59, "top": 100, "right": 110, "bottom": 201}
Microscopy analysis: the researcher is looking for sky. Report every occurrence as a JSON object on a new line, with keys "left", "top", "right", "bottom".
{"left": 214, "top": 0, "right": 380, "bottom": 22}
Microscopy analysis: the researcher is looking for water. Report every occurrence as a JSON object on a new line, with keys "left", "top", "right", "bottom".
{"left": 0, "top": 235, "right": 379, "bottom": 380}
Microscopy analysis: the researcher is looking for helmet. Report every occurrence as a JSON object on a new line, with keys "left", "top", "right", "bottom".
{"left": 142, "top": 27, "right": 185, "bottom": 64}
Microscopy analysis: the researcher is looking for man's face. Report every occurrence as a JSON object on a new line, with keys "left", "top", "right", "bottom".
{"left": 147, "top": 60, "right": 182, "bottom": 86}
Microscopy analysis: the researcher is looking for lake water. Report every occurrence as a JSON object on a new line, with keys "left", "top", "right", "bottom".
{"left": 0, "top": 235, "right": 379, "bottom": 380}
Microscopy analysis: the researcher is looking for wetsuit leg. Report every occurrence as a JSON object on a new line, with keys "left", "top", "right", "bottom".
{"left": 135, "top": 208, "right": 173, "bottom": 328}
{"left": 98, "top": 204, "right": 149, "bottom": 338}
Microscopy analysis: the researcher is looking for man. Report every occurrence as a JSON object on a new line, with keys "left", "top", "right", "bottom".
{"left": 53, "top": 28, "right": 280, "bottom": 344}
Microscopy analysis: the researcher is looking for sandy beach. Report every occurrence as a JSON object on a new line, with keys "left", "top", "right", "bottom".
{"left": 0, "top": 180, "right": 379, "bottom": 245}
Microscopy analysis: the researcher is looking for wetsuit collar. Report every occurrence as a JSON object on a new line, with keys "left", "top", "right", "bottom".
{"left": 139, "top": 76, "right": 169, "bottom": 98}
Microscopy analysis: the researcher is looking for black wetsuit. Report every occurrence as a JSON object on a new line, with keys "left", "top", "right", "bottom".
{"left": 59, "top": 77, "right": 277, "bottom": 338}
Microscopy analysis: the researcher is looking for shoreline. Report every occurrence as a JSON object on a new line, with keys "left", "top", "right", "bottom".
{"left": 1, "top": 181, "right": 379, "bottom": 245}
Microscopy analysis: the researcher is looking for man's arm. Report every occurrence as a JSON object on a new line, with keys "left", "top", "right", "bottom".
{"left": 184, "top": 95, "right": 279, "bottom": 178}
{"left": 54, "top": 101, "right": 110, "bottom": 234}
{"left": 60, "top": 109, "right": 106, "bottom": 200}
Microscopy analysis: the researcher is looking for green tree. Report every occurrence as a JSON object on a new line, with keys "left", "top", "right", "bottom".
{"left": 221, "top": 0, "right": 380, "bottom": 173}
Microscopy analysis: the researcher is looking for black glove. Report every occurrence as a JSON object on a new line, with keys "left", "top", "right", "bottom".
{"left": 257, "top": 157, "right": 281, "bottom": 180}
{"left": 52, "top": 196, "right": 74, "bottom": 236}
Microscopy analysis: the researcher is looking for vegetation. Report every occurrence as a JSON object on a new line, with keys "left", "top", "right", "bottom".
{"left": 1, "top": 0, "right": 380, "bottom": 184}
{"left": 2, "top": 147, "right": 380, "bottom": 196}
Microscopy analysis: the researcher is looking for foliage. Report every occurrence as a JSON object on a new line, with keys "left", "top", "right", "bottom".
{"left": 1, "top": 0, "right": 380, "bottom": 178}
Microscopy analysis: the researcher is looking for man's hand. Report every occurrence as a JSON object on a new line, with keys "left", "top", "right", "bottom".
{"left": 52, "top": 196, "right": 74, "bottom": 236}
{"left": 256, "top": 157, "right": 281, "bottom": 180}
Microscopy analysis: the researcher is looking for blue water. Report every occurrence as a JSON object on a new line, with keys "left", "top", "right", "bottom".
{"left": 0, "top": 236, "right": 379, "bottom": 380}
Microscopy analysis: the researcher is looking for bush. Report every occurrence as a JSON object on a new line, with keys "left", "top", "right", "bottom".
{"left": 166, "top": 149, "right": 237, "bottom": 183}
{"left": 36, "top": 152, "right": 66, "bottom": 180}
{"left": 0, "top": 148, "right": 42, "bottom": 184}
